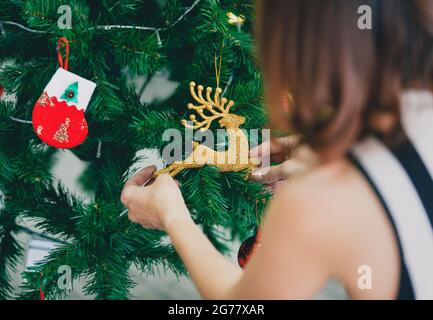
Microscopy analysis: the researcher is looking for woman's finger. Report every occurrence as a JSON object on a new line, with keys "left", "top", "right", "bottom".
{"left": 270, "top": 136, "right": 300, "bottom": 162}
{"left": 249, "top": 139, "right": 272, "bottom": 158}
{"left": 251, "top": 159, "right": 304, "bottom": 184}
{"left": 128, "top": 211, "right": 139, "bottom": 223}
{"left": 250, "top": 138, "right": 285, "bottom": 158}
{"left": 250, "top": 136, "right": 300, "bottom": 162}
{"left": 124, "top": 165, "right": 157, "bottom": 189}
{"left": 251, "top": 164, "right": 286, "bottom": 184}
{"left": 121, "top": 185, "right": 141, "bottom": 206}
{"left": 266, "top": 180, "right": 285, "bottom": 192}
{"left": 121, "top": 166, "right": 156, "bottom": 205}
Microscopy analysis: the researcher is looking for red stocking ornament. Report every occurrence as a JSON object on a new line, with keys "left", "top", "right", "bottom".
{"left": 32, "top": 38, "right": 96, "bottom": 149}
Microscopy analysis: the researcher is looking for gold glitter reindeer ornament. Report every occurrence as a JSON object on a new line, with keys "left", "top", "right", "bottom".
{"left": 155, "top": 82, "right": 260, "bottom": 178}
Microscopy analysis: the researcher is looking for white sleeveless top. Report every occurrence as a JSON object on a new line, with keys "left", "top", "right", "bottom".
{"left": 350, "top": 90, "right": 433, "bottom": 300}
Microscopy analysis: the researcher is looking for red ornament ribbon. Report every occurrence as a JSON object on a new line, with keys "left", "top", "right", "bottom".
{"left": 39, "top": 272, "right": 45, "bottom": 300}
{"left": 57, "top": 37, "right": 69, "bottom": 71}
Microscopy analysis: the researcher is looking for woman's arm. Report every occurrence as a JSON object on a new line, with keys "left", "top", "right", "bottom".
{"left": 122, "top": 166, "right": 334, "bottom": 299}
{"left": 165, "top": 215, "right": 243, "bottom": 299}
{"left": 121, "top": 167, "right": 242, "bottom": 298}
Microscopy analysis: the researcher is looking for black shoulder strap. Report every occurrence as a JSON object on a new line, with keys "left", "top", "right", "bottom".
{"left": 349, "top": 153, "right": 415, "bottom": 300}
{"left": 391, "top": 140, "right": 433, "bottom": 230}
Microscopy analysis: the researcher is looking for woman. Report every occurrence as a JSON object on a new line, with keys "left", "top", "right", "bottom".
{"left": 121, "top": 0, "right": 433, "bottom": 299}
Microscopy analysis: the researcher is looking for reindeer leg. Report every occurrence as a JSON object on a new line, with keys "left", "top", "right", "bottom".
{"left": 156, "top": 159, "right": 198, "bottom": 177}
{"left": 243, "top": 158, "right": 261, "bottom": 180}
{"left": 155, "top": 166, "right": 171, "bottom": 176}
{"left": 154, "top": 165, "right": 172, "bottom": 176}
{"left": 244, "top": 167, "right": 253, "bottom": 180}
{"left": 170, "top": 166, "right": 185, "bottom": 177}
{"left": 155, "top": 161, "right": 183, "bottom": 177}
{"left": 155, "top": 143, "right": 211, "bottom": 177}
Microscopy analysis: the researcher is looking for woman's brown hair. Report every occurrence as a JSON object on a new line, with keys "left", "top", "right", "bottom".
{"left": 256, "top": 0, "right": 433, "bottom": 159}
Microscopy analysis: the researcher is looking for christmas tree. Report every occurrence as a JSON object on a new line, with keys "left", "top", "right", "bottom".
{"left": 0, "top": 0, "right": 269, "bottom": 299}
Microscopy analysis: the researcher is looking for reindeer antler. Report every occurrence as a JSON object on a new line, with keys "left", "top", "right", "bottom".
{"left": 181, "top": 82, "right": 235, "bottom": 131}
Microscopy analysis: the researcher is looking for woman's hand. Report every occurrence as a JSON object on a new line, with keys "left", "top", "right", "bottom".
{"left": 121, "top": 166, "right": 191, "bottom": 231}
{"left": 250, "top": 136, "right": 316, "bottom": 186}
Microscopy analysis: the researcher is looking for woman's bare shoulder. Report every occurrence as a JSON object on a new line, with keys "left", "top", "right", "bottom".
{"left": 267, "top": 158, "right": 400, "bottom": 298}
{"left": 273, "top": 157, "right": 363, "bottom": 222}
{"left": 267, "top": 157, "right": 385, "bottom": 264}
